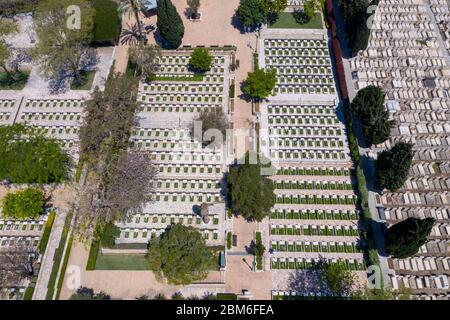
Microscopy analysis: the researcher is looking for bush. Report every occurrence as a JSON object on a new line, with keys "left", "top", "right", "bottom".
{"left": 86, "top": 238, "right": 100, "bottom": 270}
{"left": 356, "top": 166, "right": 368, "bottom": 208}
{"left": 227, "top": 232, "right": 232, "bottom": 250}
{"left": 189, "top": 48, "right": 213, "bottom": 73}
{"left": 2, "top": 188, "right": 46, "bottom": 220}
{"left": 229, "top": 80, "right": 235, "bottom": 98}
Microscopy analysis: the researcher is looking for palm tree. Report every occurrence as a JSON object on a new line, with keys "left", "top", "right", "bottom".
{"left": 118, "top": 0, "right": 145, "bottom": 43}
{"left": 119, "top": 23, "right": 141, "bottom": 45}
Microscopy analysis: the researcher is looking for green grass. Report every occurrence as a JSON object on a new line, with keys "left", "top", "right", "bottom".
{"left": 56, "top": 236, "right": 73, "bottom": 300}
{"left": 86, "top": 238, "right": 100, "bottom": 270}
{"left": 95, "top": 254, "right": 149, "bottom": 270}
{"left": 0, "top": 72, "right": 29, "bottom": 90}
{"left": 70, "top": 71, "right": 96, "bottom": 90}
{"left": 91, "top": 0, "right": 121, "bottom": 45}
{"left": 269, "top": 12, "right": 323, "bottom": 29}
{"left": 148, "top": 75, "right": 204, "bottom": 82}
{"left": 23, "top": 284, "right": 35, "bottom": 300}
{"left": 45, "top": 211, "right": 72, "bottom": 300}
{"left": 38, "top": 212, "right": 55, "bottom": 254}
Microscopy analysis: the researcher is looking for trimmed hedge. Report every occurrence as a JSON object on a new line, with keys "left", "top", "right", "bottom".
{"left": 38, "top": 211, "right": 55, "bottom": 254}
{"left": 86, "top": 238, "right": 100, "bottom": 270}
{"left": 226, "top": 232, "right": 232, "bottom": 250}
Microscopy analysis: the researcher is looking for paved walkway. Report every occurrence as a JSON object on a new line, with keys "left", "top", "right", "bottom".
{"left": 33, "top": 209, "right": 68, "bottom": 300}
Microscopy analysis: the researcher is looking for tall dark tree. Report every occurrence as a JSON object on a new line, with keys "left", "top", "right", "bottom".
{"left": 385, "top": 217, "right": 435, "bottom": 259}
{"left": 351, "top": 85, "right": 395, "bottom": 146}
{"left": 376, "top": 142, "right": 413, "bottom": 191}
{"left": 244, "top": 68, "right": 277, "bottom": 100}
{"left": 156, "top": 0, "right": 185, "bottom": 49}
{"left": 337, "top": 0, "right": 372, "bottom": 55}
{"left": 227, "top": 152, "right": 276, "bottom": 221}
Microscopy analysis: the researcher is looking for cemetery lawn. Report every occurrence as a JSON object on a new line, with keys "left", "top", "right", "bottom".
{"left": 269, "top": 12, "right": 323, "bottom": 29}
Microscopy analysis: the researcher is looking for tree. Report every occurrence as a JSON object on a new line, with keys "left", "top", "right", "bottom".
{"left": 244, "top": 68, "right": 277, "bottom": 100}
{"left": 303, "top": 0, "right": 317, "bottom": 20}
{"left": 351, "top": 85, "right": 395, "bottom": 146}
{"left": 376, "top": 142, "right": 413, "bottom": 191}
{"left": 157, "top": 0, "right": 185, "bottom": 49}
{"left": 323, "top": 260, "right": 356, "bottom": 297}
{"left": 147, "top": 223, "right": 214, "bottom": 285}
{"left": 187, "top": 0, "right": 201, "bottom": 19}
{"left": 356, "top": 286, "right": 412, "bottom": 300}
{"left": 385, "top": 217, "right": 435, "bottom": 259}
{"left": 0, "top": 124, "right": 69, "bottom": 184}
{"left": 337, "top": 0, "right": 371, "bottom": 55}
{"left": 33, "top": 0, "right": 97, "bottom": 89}
{"left": 2, "top": 188, "right": 46, "bottom": 220}
{"left": 0, "top": 18, "right": 27, "bottom": 84}
{"left": 189, "top": 48, "right": 213, "bottom": 73}
{"left": 69, "top": 287, "right": 111, "bottom": 300}
{"left": 129, "top": 43, "right": 161, "bottom": 79}
{"left": 260, "top": 0, "right": 287, "bottom": 23}
{"left": 236, "top": 0, "right": 267, "bottom": 29}
{"left": 118, "top": 0, "right": 145, "bottom": 43}
{"left": 190, "top": 107, "right": 229, "bottom": 146}
{"left": 227, "top": 152, "right": 276, "bottom": 221}
{"left": 0, "top": 244, "right": 39, "bottom": 295}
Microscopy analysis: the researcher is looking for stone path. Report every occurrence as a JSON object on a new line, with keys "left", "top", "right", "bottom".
{"left": 32, "top": 209, "right": 68, "bottom": 300}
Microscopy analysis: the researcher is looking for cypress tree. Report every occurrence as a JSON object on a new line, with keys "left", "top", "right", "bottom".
{"left": 385, "top": 217, "right": 435, "bottom": 259}
{"left": 376, "top": 142, "right": 414, "bottom": 191}
{"left": 157, "top": 0, "right": 184, "bottom": 49}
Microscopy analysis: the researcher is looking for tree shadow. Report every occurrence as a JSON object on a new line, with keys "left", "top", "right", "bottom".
{"left": 231, "top": 14, "right": 245, "bottom": 34}
{"left": 238, "top": 80, "right": 253, "bottom": 102}
{"left": 286, "top": 257, "right": 331, "bottom": 296}
{"left": 359, "top": 154, "right": 380, "bottom": 193}
{"left": 245, "top": 240, "right": 255, "bottom": 254}
{"left": 192, "top": 204, "right": 201, "bottom": 216}
{"left": 369, "top": 218, "right": 389, "bottom": 257}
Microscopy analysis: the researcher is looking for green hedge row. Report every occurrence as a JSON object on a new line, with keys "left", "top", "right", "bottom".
{"left": 38, "top": 211, "right": 55, "bottom": 254}
{"left": 226, "top": 232, "right": 232, "bottom": 250}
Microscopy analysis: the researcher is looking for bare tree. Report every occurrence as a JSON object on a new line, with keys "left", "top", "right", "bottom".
{"left": 74, "top": 152, "right": 158, "bottom": 238}
{"left": 190, "top": 107, "right": 229, "bottom": 147}
{"left": 129, "top": 43, "right": 161, "bottom": 79}
{"left": 187, "top": 0, "right": 201, "bottom": 19}
{"left": 0, "top": 245, "right": 39, "bottom": 295}
{"left": 102, "top": 151, "right": 158, "bottom": 221}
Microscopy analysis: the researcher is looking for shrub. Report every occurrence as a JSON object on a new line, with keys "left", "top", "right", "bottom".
{"left": 189, "top": 48, "right": 213, "bottom": 72}
{"left": 2, "top": 188, "right": 46, "bottom": 220}
{"left": 227, "top": 232, "right": 232, "bottom": 250}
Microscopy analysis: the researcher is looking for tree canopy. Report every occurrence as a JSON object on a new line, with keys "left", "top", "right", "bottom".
{"left": 69, "top": 287, "right": 111, "bottom": 300}
{"left": 0, "top": 124, "right": 69, "bottom": 184}
{"left": 236, "top": 0, "right": 267, "bottom": 29}
{"left": 189, "top": 48, "right": 213, "bottom": 73}
{"left": 157, "top": 0, "right": 184, "bottom": 49}
{"left": 1, "top": 188, "right": 46, "bottom": 220}
{"left": 33, "top": 0, "right": 97, "bottom": 89}
{"left": 337, "top": 0, "right": 372, "bottom": 55}
{"left": 351, "top": 85, "right": 395, "bottom": 146}
{"left": 147, "top": 223, "right": 214, "bottom": 285}
{"left": 244, "top": 68, "right": 277, "bottom": 100}
{"left": 227, "top": 152, "right": 276, "bottom": 221}
{"left": 376, "top": 142, "right": 413, "bottom": 191}
{"left": 385, "top": 217, "right": 435, "bottom": 259}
